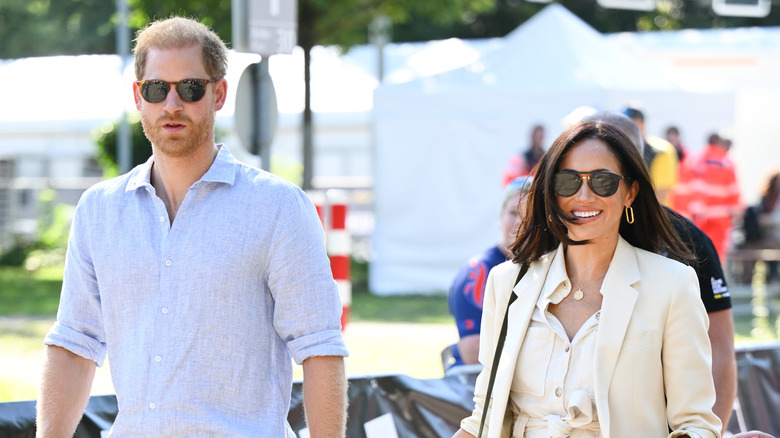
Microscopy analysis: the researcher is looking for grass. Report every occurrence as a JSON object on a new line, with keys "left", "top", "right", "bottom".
{"left": 0, "top": 317, "right": 58, "bottom": 401}
{"left": 0, "top": 260, "right": 456, "bottom": 402}
{"left": 0, "top": 266, "right": 64, "bottom": 315}
{"left": 348, "top": 258, "right": 451, "bottom": 323}
{"left": 2, "top": 260, "right": 780, "bottom": 403}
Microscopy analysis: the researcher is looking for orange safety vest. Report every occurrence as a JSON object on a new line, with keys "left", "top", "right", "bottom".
{"left": 672, "top": 144, "right": 742, "bottom": 259}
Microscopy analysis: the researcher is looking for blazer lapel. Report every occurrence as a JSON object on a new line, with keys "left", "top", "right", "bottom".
{"left": 488, "top": 254, "right": 555, "bottom": 438}
{"left": 593, "top": 237, "right": 640, "bottom": 437}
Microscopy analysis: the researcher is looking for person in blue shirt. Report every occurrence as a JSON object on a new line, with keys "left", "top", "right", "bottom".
{"left": 447, "top": 176, "right": 533, "bottom": 369}
{"left": 36, "top": 17, "right": 348, "bottom": 437}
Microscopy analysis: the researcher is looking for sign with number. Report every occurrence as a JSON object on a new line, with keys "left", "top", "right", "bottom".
{"left": 248, "top": 0, "right": 298, "bottom": 55}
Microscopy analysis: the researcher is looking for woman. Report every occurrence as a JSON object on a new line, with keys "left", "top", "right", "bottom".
{"left": 454, "top": 121, "right": 721, "bottom": 437}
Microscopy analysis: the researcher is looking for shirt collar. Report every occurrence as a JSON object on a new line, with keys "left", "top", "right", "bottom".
{"left": 125, "top": 144, "right": 237, "bottom": 193}
{"left": 539, "top": 243, "right": 571, "bottom": 308}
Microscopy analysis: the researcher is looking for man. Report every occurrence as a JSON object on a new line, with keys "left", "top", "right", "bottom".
{"left": 622, "top": 105, "right": 679, "bottom": 206}
{"left": 501, "top": 124, "right": 545, "bottom": 186}
{"left": 673, "top": 132, "right": 743, "bottom": 263}
{"left": 665, "top": 125, "right": 687, "bottom": 163}
{"left": 36, "top": 17, "right": 348, "bottom": 437}
{"left": 582, "top": 111, "right": 737, "bottom": 433}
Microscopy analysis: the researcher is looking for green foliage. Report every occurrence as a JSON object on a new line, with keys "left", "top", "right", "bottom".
{"left": 394, "top": 0, "right": 780, "bottom": 43}
{"left": 270, "top": 154, "right": 304, "bottom": 187}
{"left": 36, "top": 190, "right": 73, "bottom": 250}
{"left": 93, "top": 112, "right": 152, "bottom": 177}
{"left": 0, "top": 266, "right": 63, "bottom": 315}
{"left": 300, "top": 0, "right": 496, "bottom": 49}
{"left": 5, "top": 0, "right": 780, "bottom": 60}
{"left": 0, "top": 240, "right": 32, "bottom": 267}
{"left": 0, "top": 0, "right": 116, "bottom": 58}
{"left": 0, "top": 190, "right": 73, "bottom": 268}
{"left": 127, "top": 0, "right": 233, "bottom": 45}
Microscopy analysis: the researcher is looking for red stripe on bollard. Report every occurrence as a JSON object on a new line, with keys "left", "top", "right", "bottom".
{"left": 330, "top": 204, "right": 348, "bottom": 230}
{"left": 330, "top": 255, "right": 350, "bottom": 280}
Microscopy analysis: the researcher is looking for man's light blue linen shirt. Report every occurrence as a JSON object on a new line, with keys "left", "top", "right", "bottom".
{"left": 45, "top": 145, "right": 348, "bottom": 436}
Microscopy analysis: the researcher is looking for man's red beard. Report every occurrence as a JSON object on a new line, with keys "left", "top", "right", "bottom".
{"left": 141, "top": 112, "right": 215, "bottom": 158}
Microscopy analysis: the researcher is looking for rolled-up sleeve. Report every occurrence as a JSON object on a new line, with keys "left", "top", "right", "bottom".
{"left": 266, "top": 188, "right": 348, "bottom": 365}
{"left": 44, "top": 193, "right": 107, "bottom": 366}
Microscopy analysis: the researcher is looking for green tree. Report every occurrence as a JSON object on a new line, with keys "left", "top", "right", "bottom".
{"left": 6, "top": 0, "right": 780, "bottom": 186}
{"left": 0, "top": 0, "right": 116, "bottom": 58}
{"left": 393, "top": 0, "right": 780, "bottom": 42}
{"left": 94, "top": 114, "right": 153, "bottom": 178}
{"left": 125, "top": 0, "right": 232, "bottom": 42}
{"left": 296, "top": 0, "right": 496, "bottom": 188}
{"left": 125, "top": 0, "right": 497, "bottom": 189}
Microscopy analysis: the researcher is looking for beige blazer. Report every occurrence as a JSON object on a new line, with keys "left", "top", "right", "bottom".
{"left": 462, "top": 236, "right": 721, "bottom": 438}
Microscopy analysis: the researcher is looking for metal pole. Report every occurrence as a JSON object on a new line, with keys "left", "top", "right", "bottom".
{"left": 231, "top": 0, "right": 248, "bottom": 52}
{"left": 116, "top": 0, "right": 132, "bottom": 174}
{"left": 252, "top": 58, "right": 273, "bottom": 171}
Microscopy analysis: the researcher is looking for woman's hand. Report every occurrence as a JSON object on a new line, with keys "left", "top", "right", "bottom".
{"left": 452, "top": 428, "right": 477, "bottom": 438}
{"left": 730, "top": 431, "right": 775, "bottom": 438}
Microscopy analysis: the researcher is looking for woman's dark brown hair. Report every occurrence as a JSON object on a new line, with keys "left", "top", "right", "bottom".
{"left": 511, "top": 121, "right": 693, "bottom": 266}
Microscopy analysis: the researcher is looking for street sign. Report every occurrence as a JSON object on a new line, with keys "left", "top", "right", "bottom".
{"left": 235, "top": 61, "right": 278, "bottom": 168}
{"left": 712, "top": 0, "right": 771, "bottom": 17}
{"left": 232, "top": 0, "right": 297, "bottom": 55}
{"left": 233, "top": 0, "right": 297, "bottom": 56}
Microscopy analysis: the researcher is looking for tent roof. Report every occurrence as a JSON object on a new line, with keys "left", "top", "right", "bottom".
{"left": 382, "top": 3, "right": 680, "bottom": 94}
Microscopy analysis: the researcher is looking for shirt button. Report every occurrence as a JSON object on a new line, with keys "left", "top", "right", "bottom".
{"left": 165, "top": 259, "right": 172, "bottom": 266}
{"left": 159, "top": 216, "right": 165, "bottom": 223}
{"left": 564, "top": 345, "right": 570, "bottom": 352}
{"left": 149, "top": 402, "right": 156, "bottom": 409}
{"left": 161, "top": 307, "right": 168, "bottom": 314}
{"left": 155, "top": 355, "right": 162, "bottom": 362}
{"left": 555, "top": 387, "right": 563, "bottom": 397}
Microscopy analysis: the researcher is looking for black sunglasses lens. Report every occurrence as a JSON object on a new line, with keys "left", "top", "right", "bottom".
{"left": 142, "top": 81, "right": 170, "bottom": 103}
{"left": 554, "top": 173, "right": 582, "bottom": 197}
{"left": 590, "top": 173, "right": 622, "bottom": 196}
{"left": 177, "top": 80, "right": 206, "bottom": 102}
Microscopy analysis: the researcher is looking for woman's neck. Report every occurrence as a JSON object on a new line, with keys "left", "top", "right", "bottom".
{"left": 563, "top": 239, "right": 617, "bottom": 284}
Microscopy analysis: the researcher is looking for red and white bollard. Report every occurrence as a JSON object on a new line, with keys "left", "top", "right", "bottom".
{"left": 311, "top": 189, "right": 352, "bottom": 330}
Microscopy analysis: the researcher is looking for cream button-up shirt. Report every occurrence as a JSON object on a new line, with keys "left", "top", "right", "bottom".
{"left": 509, "top": 249, "right": 602, "bottom": 438}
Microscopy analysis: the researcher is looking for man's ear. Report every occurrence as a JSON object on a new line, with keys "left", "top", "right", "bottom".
{"left": 133, "top": 81, "right": 142, "bottom": 110}
{"left": 214, "top": 78, "right": 227, "bottom": 111}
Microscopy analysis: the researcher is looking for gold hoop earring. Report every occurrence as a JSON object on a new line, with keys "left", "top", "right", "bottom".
{"left": 625, "top": 206, "right": 635, "bottom": 224}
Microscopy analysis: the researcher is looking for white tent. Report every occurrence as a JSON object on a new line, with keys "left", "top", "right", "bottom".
{"left": 370, "top": 3, "right": 734, "bottom": 295}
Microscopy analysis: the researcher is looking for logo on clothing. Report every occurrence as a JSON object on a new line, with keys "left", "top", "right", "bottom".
{"left": 711, "top": 277, "right": 730, "bottom": 299}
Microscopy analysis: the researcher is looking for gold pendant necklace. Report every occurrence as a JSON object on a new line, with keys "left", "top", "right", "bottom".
{"left": 572, "top": 273, "right": 606, "bottom": 301}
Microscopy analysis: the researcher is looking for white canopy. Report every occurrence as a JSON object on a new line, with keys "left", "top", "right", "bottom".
{"left": 370, "top": 3, "right": 733, "bottom": 295}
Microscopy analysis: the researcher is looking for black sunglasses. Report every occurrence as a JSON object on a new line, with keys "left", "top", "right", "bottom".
{"left": 137, "top": 78, "right": 217, "bottom": 103}
{"left": 553, "top": 170, "right": 625, "bottom": 197}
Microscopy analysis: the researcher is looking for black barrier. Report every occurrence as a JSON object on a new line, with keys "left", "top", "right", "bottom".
{"left": 288, "top": 374, "right": 476, "bottom": 438}
{"left": 727, "top": 342, "right": 780, "bottom": 434}
{"left": 2, "top": 343, "right": 779, "bottom": 437}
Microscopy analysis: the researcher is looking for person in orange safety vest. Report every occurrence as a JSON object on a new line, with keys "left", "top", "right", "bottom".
{"left": 672, "top": 132, "right": 742, "bottom": 262}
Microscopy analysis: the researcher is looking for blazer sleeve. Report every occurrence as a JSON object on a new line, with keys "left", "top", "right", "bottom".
{"left": 460, "top": 263, "right": 513, "bottom": 438}
{"left": 664, "top": 264, "right": 722, "bottom": 437}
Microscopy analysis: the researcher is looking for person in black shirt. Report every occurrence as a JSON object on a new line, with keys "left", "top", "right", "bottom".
{"left": 582, "top": 111, "right": 736, "bottom": 434}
